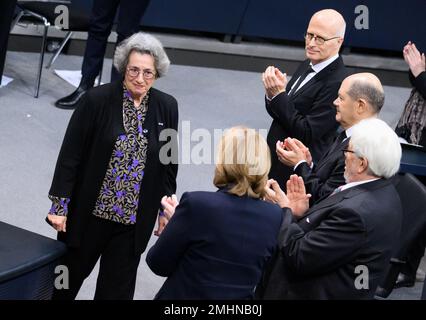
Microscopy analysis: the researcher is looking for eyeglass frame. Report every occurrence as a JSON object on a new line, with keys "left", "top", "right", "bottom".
{"left": 342, "top": 148, "right": 355, "bottom": 154}
{"left": 304, "top": 32, "right": 341, "bottom": 45}
{"left": 126, "top": 66, "right": 157, "bottom": 80}
{"left": 342, "top": 148, "right": 363, "bottom": 159}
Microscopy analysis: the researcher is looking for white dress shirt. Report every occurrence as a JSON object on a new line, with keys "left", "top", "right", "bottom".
{"left": 287, "top": 54, "right": 340, "bottom": 95}
{"left": 340, "top": 178, "right": 380, "bottom": 192}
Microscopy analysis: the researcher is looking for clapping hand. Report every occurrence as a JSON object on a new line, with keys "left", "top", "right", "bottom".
{"left": 276, "top": 138, "right": 312, "bottom": 167}
{"left": 264, "top": 179, "right": 290, "bottom": 208}
{"left": 403, "top": 41, "right": 426, "bottom": 78}
{"left": 264, "top": 175, "right": 311, "bottom": 217}
{"left": 161, "top": 194, "right": 179, "bottom": 220}
{"left": 262, "top": 66, "right": 288, "bottom": 99}
{"left": 154, "top": 194, "right": 179, "bottom": 236}
{"left": 286, "top": 175, "right": 311, "bottom": 218}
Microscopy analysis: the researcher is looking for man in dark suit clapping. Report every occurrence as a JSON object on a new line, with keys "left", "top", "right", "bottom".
{"left": 275, "top": 73, "right": 385, "bottom": 205}
{"left": 263, "top": 9, "right": 349, "bottom": 190}
{"left": 257, "top": 118, "right": 403, "bottom": 300}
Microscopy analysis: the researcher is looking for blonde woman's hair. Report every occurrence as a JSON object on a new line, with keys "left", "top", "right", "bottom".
{"left": 213, "top": 126, "right": 271, "bottom": 198}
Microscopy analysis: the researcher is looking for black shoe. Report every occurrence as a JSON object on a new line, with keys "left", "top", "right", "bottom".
{"left": 55, "top": 77, "right": 94, "bottom": 109}
{"left": 394, "top": 273, "right": 415, "bottom": 288}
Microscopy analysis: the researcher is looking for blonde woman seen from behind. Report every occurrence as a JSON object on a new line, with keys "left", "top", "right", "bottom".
{"left": 146, "top": 126, "right": 283, "bottom": 300}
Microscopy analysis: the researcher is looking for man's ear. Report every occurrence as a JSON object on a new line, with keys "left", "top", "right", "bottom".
{"left": 358, "top": 157, "right": 369, "bottom": 174}
{"left": 356, "top": 98, "right": 367, "bottom": 114}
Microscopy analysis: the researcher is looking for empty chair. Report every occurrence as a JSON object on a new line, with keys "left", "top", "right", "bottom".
{"left": 12, "top": 0, "right": 94, "bottom": 97}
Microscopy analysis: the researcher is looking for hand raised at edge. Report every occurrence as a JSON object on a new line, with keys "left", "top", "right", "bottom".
{"left": 286, "top": 174, "right": 311, "bottom": 217}
{"left": 403, "top": 42, "right": 426, "bottom": 77}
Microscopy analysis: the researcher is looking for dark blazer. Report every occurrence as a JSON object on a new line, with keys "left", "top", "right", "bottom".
{"left": 49, "top": 80, "right": 178, "bottom": 255}
{"left": 409, "top": 70, "right": 426, "bottom": 99}
{"left": 266, "top": 57, "right": 348, "bottom": 189}
{"left": 146, "top": 189, "right": 283, "bottom": 299}
{"left": 396, "top": 71, "right": 426, "bottom": 147}
{"left": 295, "top": 135, "right": 348, "bottom": 205}
{"left": 257, "top": 179, "right": 402, "bottom": 300}
{"left": 409, "top": 71, "right": 426, "bottom": 147}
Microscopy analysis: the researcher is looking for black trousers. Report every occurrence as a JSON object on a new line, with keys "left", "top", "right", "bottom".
{"left": 0, "top": 0, "right": 17, "bottom": 85}
{"left": 81, "top": 0, "right": 151, "bottom": 82}
{"left": 52, "top": 214, "right": 141, "bottom": 300}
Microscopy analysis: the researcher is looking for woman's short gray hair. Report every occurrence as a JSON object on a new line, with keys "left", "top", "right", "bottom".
{"left": 113, "top": 32, "right": 170, "bottom": 78}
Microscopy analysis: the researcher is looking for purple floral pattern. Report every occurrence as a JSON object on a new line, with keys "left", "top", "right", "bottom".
{"left": 92, "top": 85, "right": 149, "bottom": 224}
{"left": 48, "top": 196, "right": 70, "bottom": 216}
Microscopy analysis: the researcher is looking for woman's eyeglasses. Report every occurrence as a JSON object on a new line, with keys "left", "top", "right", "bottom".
{"left": 126, "top": 67, "right": 156, "bottom": 80}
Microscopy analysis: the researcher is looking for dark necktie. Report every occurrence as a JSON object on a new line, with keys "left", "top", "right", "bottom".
{"left": 289, "top": 66, "right": 314, "bottom": 96}
{"left": 335, "top": 130, "right": 347, "bottom": 146}
{"left": 322, "top": 130, "right": 347, "bottom": 159}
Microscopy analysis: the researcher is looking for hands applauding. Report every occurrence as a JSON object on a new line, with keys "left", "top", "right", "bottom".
{"left": 276, "top": 137, "right": 312, "bottom": 167}
{"left": 262, "top": 66, "right": 288, "bottom": 99}
{"left": 403, "top": 41, "right": 425, "bottom": 78}
{"left": 264, "top": 175, "right": 311, "bottom": 218}
{"left": 154, "top": 194, "right": 179, "bottom": 236}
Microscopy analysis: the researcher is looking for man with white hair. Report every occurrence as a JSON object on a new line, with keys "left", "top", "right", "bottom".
{"left": 258, "top": 118, "right": 403, "bottom": 299}
{"left": 263, "top": 9, "right": 349, "bottom": 190}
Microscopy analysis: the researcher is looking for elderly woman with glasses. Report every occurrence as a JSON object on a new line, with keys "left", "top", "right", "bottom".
{"left": 46, "top": 32, "right": 178, "bottom": 300}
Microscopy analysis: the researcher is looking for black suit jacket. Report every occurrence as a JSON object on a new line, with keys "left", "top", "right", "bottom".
{"left": 409, "top": 70, "right": 426, "bottom": 99}
{"left": 295, "top": 135, "right": 348, "bottom": 205}
{"left": 146, "top": 190, "right": 283, "bottom": 299}
{"left": 266, "top": 57, "right": 348, "bottom": 189}
{"left": 257, "top": 179, "right": 402, "bottom": 300}
{"left": 49, "top": 80, "right": 178, "bottom": 255}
